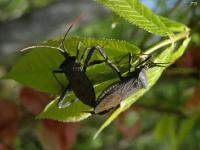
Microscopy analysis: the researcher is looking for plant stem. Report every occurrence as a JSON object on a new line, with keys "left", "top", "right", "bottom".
{"left": 144, "top": 32, "right": 190, "bottom": 54}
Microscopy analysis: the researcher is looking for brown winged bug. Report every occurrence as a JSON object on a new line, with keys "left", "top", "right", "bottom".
{"left": 52, "top": 17, "right": 122, "bottom": 108}
{"left": 85, "top": 53, "right": 168, "bottom": 115}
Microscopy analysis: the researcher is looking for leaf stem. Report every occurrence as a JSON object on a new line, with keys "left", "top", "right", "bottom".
{"left": 144, "top": 32, "right": 190, "bottom": 54}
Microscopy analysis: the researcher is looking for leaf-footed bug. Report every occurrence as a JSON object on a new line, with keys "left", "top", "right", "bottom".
{"left": 52, "top": 17, "right": 122, "bottom": 109}
{"left": 86, "top": 53, "right": 168, "bottom": 115}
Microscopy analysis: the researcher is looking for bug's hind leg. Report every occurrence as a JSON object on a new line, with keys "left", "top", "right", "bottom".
{"left": 83, "top": 46, "right": 123, "bottom": 80}
{"left": 79, "top": 47, "right": 105, "bottom": 69}
{"left": 57, "top": 84, "right": 79, "bottom": 108}
{"left": 98, "top": 104, "right": 121, "bottom": 115}
{"left": 76, "top": 42, "right": 82, "bottom": 60}
{"left": 82, "top": 104, "right": 121, "bottom": 115}
{"left": 76, "top": 42, "right": 90, "bottom": 65}
{"left": 135, "top": 54, "right": 152, "bottom": 68}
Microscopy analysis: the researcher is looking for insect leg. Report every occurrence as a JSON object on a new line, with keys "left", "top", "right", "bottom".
{"left": 148, "top": 62, "right": 169, "bottom": 68}
{"left": 79, "top": 47, "right": 90, "bottom": 64}
{"left": 82, "top": 108, "right": 112, "bottom": 115}
{"left": 57, "top": 84, "right": 79, "bottom": 108}
{"left": 115, "top": 53, "right": 129, "bottom": 64}
{"left": 52, "top": 69, "right": 65, "bottom": 89}
{"left": 57, "top": 84, "right": 69, "bottom": 108}
{"left": 116, "top": 53, "right": 151, "bottom": 68}
{"left": 59, "top": 98, "right": 79, "bottom": 108}
{"left": 83, "top": 46, "right": 123, "bottom": 80}
{"left": 136, "top": 54, "right": 152, "bottom": 68}
{"left": 76, "top": 42, "right": 82, "bottom": 60}
{"left": 80, "top": 47, "right": 105, "bottom": 67}
{"left": 97, "top": 104, "right": 121, "bottom": 115}
{"left": 128, "top": 52, "right": 133, "bottom": 74}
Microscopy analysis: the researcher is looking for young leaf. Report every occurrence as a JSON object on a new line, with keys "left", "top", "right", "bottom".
{"left": 160, "top": 16, "right": 190, "bottom": 33}
{"left": 94, "top": 37, "right": 191, "bottom": 139}
{"left": 97, "top": 0, "right": 172, "bottom": 36}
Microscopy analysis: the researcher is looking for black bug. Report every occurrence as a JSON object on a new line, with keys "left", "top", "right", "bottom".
{"left": 88, "top": 53, "right": 167, "bottom": 115}
{"left": 53, "top": 21, "right": 121, "bottom": 108}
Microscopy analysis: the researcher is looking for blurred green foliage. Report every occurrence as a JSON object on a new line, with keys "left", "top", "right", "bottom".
{"left": 0, "top": 0, "right": 54, "bottom": 21}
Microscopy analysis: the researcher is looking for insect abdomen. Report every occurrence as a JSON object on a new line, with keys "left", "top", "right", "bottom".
{"left": 63, "top": 61, "right": 96, "bottom": 107}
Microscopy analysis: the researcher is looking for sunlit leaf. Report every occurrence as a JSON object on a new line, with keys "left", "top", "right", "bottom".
{"left": 160, "top": 16, "right": 189, "bottom": 33}
{"left": 97, "top": 0, "right": 172, "bottom": 36}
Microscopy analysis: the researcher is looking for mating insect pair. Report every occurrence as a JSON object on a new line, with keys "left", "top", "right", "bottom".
{"left": 53, "top": 22, "right": 167, "bottom": 115}
{"left": 92, "top": 54, "right": 168, "bottom": 114}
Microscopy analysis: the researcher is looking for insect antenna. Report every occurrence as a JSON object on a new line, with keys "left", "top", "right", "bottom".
{"left": 60, "top": 14, "right": 84, "bottom": 54}
{"left": 147, "top": 62, "right": 169, "bottom": 68}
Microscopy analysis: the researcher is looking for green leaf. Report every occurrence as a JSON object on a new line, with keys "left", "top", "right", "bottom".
{"left": 160, "top": 16, "right": 190, "bottom": 33}
{"left": 97, "top": 0, "right": 172, "bottom": 36}
{"left": 4, "top": 46, "right": 66, "bottom": 94}
{"left": 3, "top": 36, "right": 140, "bottom": 122}
{"left": 94, "top": 37, "right": 191, "bottom": 139}
{"left": 3, "top": 37, "right": 140, "bottom": 94}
